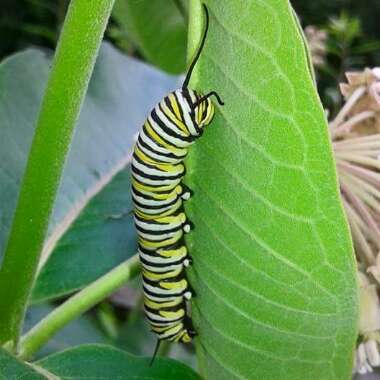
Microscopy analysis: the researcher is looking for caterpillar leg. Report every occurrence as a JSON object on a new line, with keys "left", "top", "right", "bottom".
{"left": 179, "top": 328, "right": 197, "bottom": 343}
{"left": 182, "top": 275, "right": 196, "bottom": 300}
{"left": 183, "top": 317, "right": 197, "bottom": 340}
{"left": 185, "top": 283, "right": 197, "bottom": 298}
{"left": 188, "top": 328, "right": 197, "bottom": 338}
{"left": 183, "top": 255, "right": 193, "bottom": 267}
{"left": 181, "top": 183, "right": 193, "bottom": 200}
{"left": 183, "top": 219, "right": 194, "bottom": 233}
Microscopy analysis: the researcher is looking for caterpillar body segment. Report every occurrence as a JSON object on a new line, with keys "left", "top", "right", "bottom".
{"left": 131, "top": 4, "right": 224, "bottom": 361}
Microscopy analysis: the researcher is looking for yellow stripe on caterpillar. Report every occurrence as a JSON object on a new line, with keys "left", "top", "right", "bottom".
{"left": 135, "top": 147, "right": 185, "bottom": 174}
{"left": 159, "top": 278, "right": 188, "bottom": 291}
{"left": 145, "top": 122, "right": 184, "bottom": 155}
{"left": 134, "top": 205, "right": 183, "bottom": 221}
{"left": 144, "top": 297, "right": 182, "bottom": 310}
{"left": 157, "top": 246, "right": 187, "bottom": 258}
{"left": 159, "top": 309, "right": 185, "bottom": 319}
{"left": 162, "top": 96, "right": 189, "bottom": 135}
{"left": 143, "top": 267, "right": 182, "bottom": 281}
{"left": 134, "top": 181, "right": 183, "bottom": 201}
{"left": 168, "top": 93, "right": 183, "bottom": 121}
{"left": 152, "top": 212, "right": 186, "bottom": 225}
{"left": 151, "top": 322, "right": 183, "bottom": 334}
{"left": 178, "top": 331, "right": 192, "bottom": 343}
{"left": 132, "top": 178, "right": 178, "bottom": 193}
{"left": 138, "top": 233, "right": 183, "bottom": 249}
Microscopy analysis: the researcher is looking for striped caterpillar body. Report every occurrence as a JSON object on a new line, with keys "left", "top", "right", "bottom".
{"left": 131, "top": 4, "right": 224, "bottom": 354}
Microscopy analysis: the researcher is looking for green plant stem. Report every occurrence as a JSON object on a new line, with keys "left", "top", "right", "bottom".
{"left": 186, "top": 0, "right": 202, "bottom": 80}
{"left": 18, "top": 255, "right": 140, "bottom": 360}
{"left": 184, "top": 0, "right": 202, "bottom": 177}
{"left": 0, "top": 0, "right": 115, "bottom": 346}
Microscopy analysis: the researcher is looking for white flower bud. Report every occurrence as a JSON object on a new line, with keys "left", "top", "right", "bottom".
{"left": 358, "top": 272, "right": 380, "bottom": 334}
{"left": 372, "top": 67, "right": 380, "bottom": 80}
{"left": 355, "top": 343, "right": 374, "bottom": 374}
{"left": 365, "top": 339, "right": 380, "bottom": 367}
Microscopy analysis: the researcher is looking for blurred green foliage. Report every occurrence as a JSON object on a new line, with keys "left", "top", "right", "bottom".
{"left": 112, "top": 0, "right": 188, "bottom": 74}
{"left": 318, "top": 12, "right": 380, "bottom": 114}
{"left": 289, "top": 1, "right": 380, "bottom": 115}
{"left": 0, "top": 0, "right": 68, "bottom": 59}
{"left": 291, "top": 0, "right": 380, "bottom": 38}
{"left": 2, "top": 1, "right": 379, "bottom": 89}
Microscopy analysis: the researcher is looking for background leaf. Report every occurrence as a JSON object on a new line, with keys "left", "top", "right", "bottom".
{"left": 23, "top": 304, "right": 108, "bottom": 359}
{"left": 185, "top": 1, "right": 358, "bottom": 379}
{"left": 31, "top": 168, "right": 135, "bottom": 303}
{"left": 112, "top": 0, "right": 187, "bottom": 74}
{"left": 36, "top": 344, "right": 201, "bottom": 380}
{"left": 0, "top": 43, "right": 179, "bottom": 301}
{"left": 0, "top": 49, "right": 49, "bottom": 263}
{"left": 0, "top": 348, "right": 45, "bottom": 379}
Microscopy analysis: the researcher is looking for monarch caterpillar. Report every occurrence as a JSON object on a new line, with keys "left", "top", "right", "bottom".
{"left": 131, "top": 3, "right": 224, "bottom": 360}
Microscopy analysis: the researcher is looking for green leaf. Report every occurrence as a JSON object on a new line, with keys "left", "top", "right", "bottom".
{"left": 0, "top": 344, "right": 200, "bottom": 379}
{"left": 0, "top": 44, "right": 178, "bottom": 302}
{"left": 0, "top": 348, "right": 45, "bottom": 379}
{"left": 113, "top": 0, "right": 187, "bottom": 74}
{"left": 36, "top": 344, "right": 201, "bottom": 380}
{"left": 31, "top": 168, "right": 136, "bottom": 303}
{"left": 185, "top": 1, "right": 358, "bottom": 379}
{"left": 350, "top": 40, "right": 380, "bottom": 54}
{"left": 23, "top": 304, "right": 108, "bottom": 359}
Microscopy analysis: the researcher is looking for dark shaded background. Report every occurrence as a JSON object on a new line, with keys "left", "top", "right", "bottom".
{"left": 1, "top": 0, "right": 379, "bottom": 62}
{"left": 292, "top": 0, "right": 380, "bottom": 38}
{"left": 2, "top": 0, "right": 380, "bottom": 115}
{"left": 0, "top": 0, "right": 67, "bottom": 59}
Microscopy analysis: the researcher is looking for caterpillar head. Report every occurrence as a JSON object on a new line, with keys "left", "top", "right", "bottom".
{"left": 171, "top": 88, "right": 222, "bottom": 139}
{"left": 193, "top": 91, "right": 215, "bottom": 130}
{"left": 180, "top": 4, "right": 224, "bottom": 138}
{"left": 180, "top": 88, "right": 218, "bottom": 138}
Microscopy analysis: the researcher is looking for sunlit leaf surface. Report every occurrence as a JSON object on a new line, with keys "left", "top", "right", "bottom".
{"left": 185, "top": 1, "right": 358, "bottom": 379}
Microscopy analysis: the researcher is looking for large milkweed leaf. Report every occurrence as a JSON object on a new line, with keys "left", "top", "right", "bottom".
{"left": 0, "top": 43, "right": 178, "bottom": 301}
{"left": 36, "top": 344, "right": 201, "bottom": 380}
{"left": 112, "top": 0, "right": 187, "bottom": 74}
{"left": 185, "top": 1, "right": 358, "bottom": 379}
